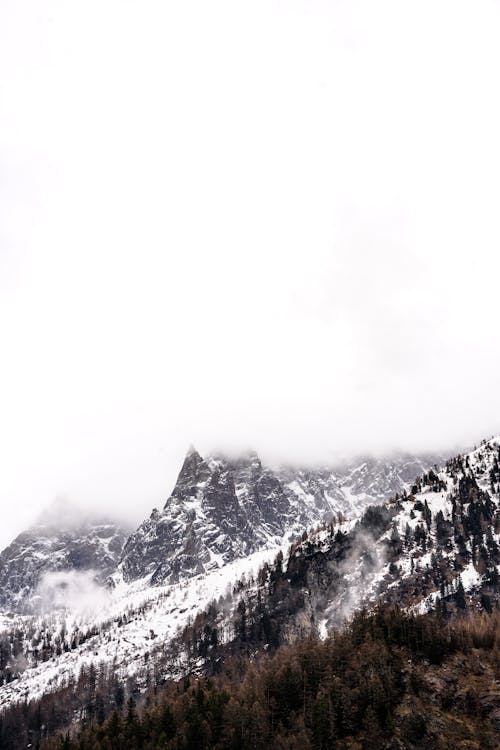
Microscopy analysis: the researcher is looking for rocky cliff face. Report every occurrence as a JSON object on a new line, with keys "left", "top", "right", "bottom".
{"left": 115, "top": 447, "right": 445, "bottom": 587}
{"left": 116, "top": 449, "right": 296, "bottom": 586}
{"left": 0, "top": 502, "right": 129, "bottom": 613}
{"left": 279, "top": 452, "right": 446, "bottom": 520}
{"left": 227, "top": 437, "right": 500, "bottom": 641}
{"left": 0, "top": 447, "right": 448, "bottom": 612}
{"left": 0, "top": 438, "right": 494, "bottom": 716}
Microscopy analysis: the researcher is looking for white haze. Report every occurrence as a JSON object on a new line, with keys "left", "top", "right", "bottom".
{"left": 34, "top": 570, "right": 111, "bottom": 616}
{"left": 331, "top": 529, "right": 387, "bottom": 627}
{"left": 1, "top": 1, "right": 500, "bottom": 546}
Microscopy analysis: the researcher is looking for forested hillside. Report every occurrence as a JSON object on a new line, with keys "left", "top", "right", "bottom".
{"left": 17, "top": 606, "right": 499, "bottom": 750}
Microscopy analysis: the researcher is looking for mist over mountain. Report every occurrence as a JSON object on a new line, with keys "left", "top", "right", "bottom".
{"left": 2, "top": 1, "right": 500, "bottom": 748}
{"left": 0, "top": 434, "right": 498, "bottom": 749}
{"left": 0, "top": 504, "right": 130, "bottom": 613}
{"left": 0, "top": 444, "right": 446, "bottom": 614}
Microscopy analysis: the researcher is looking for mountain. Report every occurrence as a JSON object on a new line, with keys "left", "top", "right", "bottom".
{"left": 115, "top": 447, "right": 445, "bottom": 587}
{"left": 0, "top": 448, "right": 445, "bottom": 614}
{"left": 0, "top": 500, "right": 130, "bottom": 613}
{"left": 278, "top": 450, "right": 446, "bottom": 520}
{"left": 184, "top": 437, "right": 500, "bottom": 654}
{"left": 0, "top": 438, "right": 498, "bottom": 749}
{"left": 0, "top": 444, "right": 446, "bottom": 708}
{"left": 35, "top": 606, "right": 500, "bottom": 750}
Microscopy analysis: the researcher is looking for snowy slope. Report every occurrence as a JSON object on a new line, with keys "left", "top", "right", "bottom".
{"left": 180, "top": 438, "right": 499, "bottom": 649}
{"left": 0, "top": 547, "right": 282, "bottom": 709}
{"left": 0, "top": 443, "right": 460, "bottom": 711}
{"left": 270, "top": 437, "right": 500, "bottom": 636}
{"left": 115, "top": 447, "right": 444, "bottom": 588}
{"left": 0, "top": 501, "right": 130, "bottom": 613}
{"left": 279, "top": 452, "right": 445, "bottom": 522}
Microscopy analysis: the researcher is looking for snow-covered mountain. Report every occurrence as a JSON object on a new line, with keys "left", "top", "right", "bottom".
{"left": 279, "top": 451, "right": 445, "bottom": 521}
{"left": 0, "top": 441, "right": 465, "bottom": 711}
{"left": 115, "top": 448, "right": 284, "bottom": 586}
{"left": 0, "top": 501, "right": 130, "bottom": 614}
{"left": 0, "top": 448, "right": 445, "bottom": 615}
{"left": 114, "top": 447, "right": 444, "bottom": 588}
{"left": 211, "top": 436, "right": 500, "bottom": 644}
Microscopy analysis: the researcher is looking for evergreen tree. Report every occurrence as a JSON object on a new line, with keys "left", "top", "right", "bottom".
{"left": 455, "top": 578, "right": 467, "bottom": 610}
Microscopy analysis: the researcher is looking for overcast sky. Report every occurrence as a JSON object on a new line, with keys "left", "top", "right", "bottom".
{"left": 1, "top": 1, "right": 500, "bottom": 547}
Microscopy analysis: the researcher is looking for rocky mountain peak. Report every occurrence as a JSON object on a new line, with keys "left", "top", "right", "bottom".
{"left": 168, "top": 447, "right": 210, "bottom": 504}
{"left": 115, "top": 446, "right": 446, "bottom": 588}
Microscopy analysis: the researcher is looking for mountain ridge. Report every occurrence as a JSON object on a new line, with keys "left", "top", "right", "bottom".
{"left": 0, "top": 447, "right": 449, "bottom": 613}
{"left": 113, "top": 446, "right": 446, "bottom": 588}
{"left": 0, "top": 436, "right": 497, "bottom": 719}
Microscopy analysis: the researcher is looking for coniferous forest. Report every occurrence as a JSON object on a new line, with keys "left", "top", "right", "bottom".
{"left": 0, "top": 605, "right": 498, "bottom": 750}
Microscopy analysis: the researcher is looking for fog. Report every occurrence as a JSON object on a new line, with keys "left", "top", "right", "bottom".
{"left": 34, "top": 570, "right": 111, "bottom": 617}
{"left": 330, "top": 528, "right": 387, "bottom": 627}
{"left": 1, "top": 1, "right": 500, "bottom": 548}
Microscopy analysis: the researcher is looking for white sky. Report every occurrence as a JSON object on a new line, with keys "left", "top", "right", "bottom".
{"left": 1, "top": 1, "right": 500, "bottom": 547}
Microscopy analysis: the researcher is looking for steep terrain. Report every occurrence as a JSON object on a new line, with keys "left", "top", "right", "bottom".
{"left": 0, "top": 501, "right": 130, "bottom": 614}
{"left": 279, "top": 451, "right": 444, "bottom": 519}
{"left": 115, "top": 447, "right": 444, "bottom": 587}
{"left": 185, "top": 437, "right": 500, "bottom": 657}
{"left": 2, "top": 438, "right": 497, "bottom": 738}
{"left": 1, "top": 604, "right": 499, "bottom": 749}
{"left": 0, "top": 446, "right": 445, "bottom": 615}
{"left": 36, "top": 607, "right": 500, "bottom": 750}
{"left": 0, "top": 446, "right": 447, "bottom": 711}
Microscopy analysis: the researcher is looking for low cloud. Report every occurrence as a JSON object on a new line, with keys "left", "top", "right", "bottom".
{"left": 33, "top": 570, "right": 111, "bottom": 616}
{"left": 325, "top": 528, "right": 388, "bottom": 628}
{"left": 1, "top": 1, "right": 500, "bottom": 550}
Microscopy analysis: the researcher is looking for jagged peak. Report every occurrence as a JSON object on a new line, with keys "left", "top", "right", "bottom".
{"left": 178, "top": 445, "right": 205, "bottom": 472}
{"left": 165, "top": 446, "right": 209, "bottom": 507}
{"left": 186, "top": 443, "right": 201, "bottom": 458}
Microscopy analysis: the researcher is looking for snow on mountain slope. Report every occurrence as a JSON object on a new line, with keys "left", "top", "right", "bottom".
{"left": 240, "top": 437, "right": 500, "bottom": 640}
{"left": 115, "top": 449, "right": 269, "bottom": 587}
{"left": 0, "top": 501, "right": 130, "bottom": 613}
{"left": 0, "top": 547, "right": 281, "bottom": 710}
{"left": 279, "top": 452, "right": 446, "bottom": 518}
{"left": 171, "top": 438, "right": 499, "bottom": 657}
{"left": 0, "top": 444, "right": 454, "bottom": 710}
{"left": 115, "top": 448, "right": 444, "bottom": 589}
{"left": 326, "top": 438, "right": 499, "bottom": 621}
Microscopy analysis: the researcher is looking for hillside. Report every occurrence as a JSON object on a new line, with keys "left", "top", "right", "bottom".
{"left": 2, "top": 606, "right": 499, "bottom": 750}
{"left": 0, "top": 447, "right": 446, "bottom": 709}
{"left": 0, "top": 438, "right": 497, "bottom": 748}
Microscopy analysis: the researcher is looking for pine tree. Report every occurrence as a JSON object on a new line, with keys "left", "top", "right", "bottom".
{"left": 455, "top": 578, "right": 466, "bottom": 610}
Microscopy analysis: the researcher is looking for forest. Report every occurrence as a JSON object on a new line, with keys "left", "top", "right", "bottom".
{"left": 1, "top": 446, "right": 499, "bottom": 749}
{"left": 0, "top": 605, "right": 498, "bottom": 750}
